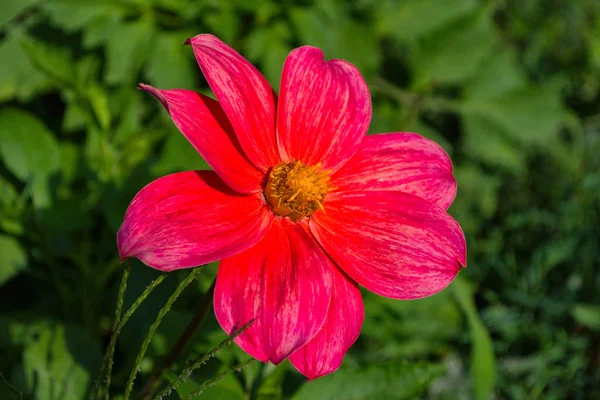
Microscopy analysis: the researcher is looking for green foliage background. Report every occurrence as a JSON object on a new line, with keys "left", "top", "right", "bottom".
{"left": 1, "top": 0, "right": 599, "bottom": 399}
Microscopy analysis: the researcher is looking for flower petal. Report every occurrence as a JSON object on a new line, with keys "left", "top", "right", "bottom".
{"left": 139, "top": 84, "right": 263, "bottom": 194}
{"left": 187, "top": 34, "right": 279, "bottom": 172}
{"left": 277, "top": 46, "right": 371, "bottom": 172}
{"left": 332, "top": 132, "right": 457, "bottom": 209}
{"left": 118, "top": 171, "right": 273, "bottom": 271}
{"left": 311, "top": 191, "right": 466, "bottom": 300}
{"left": 290, "top": 266, "right": 363, "bottom": 379}
{"left": 214, "top": 219, "right": 332, "bottom": 364}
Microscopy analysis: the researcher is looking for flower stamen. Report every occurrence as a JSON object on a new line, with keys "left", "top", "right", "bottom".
{"left": 264, "top": 161, "right": 331, "bottom": 221}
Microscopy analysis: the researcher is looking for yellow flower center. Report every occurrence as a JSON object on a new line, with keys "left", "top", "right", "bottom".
{"left": 264, "top": 161, "right": 331, "bottom": 221}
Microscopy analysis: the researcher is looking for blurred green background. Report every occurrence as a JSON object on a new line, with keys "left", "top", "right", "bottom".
{"left": 1, "top": 0, "right": 599, "bottom": 399}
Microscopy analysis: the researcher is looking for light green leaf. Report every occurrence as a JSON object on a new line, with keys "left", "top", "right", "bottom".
{"left": 20, "top": 321, "right": 102, "bottom": 400}
{"left": 20, "top": 37, "right": 76, "bottom": 88}
{"left": 42, "top": 0, "right": 119, "bottom": 32}
{"left": 0, "top": 35, "right": 51, "bottom": 101}
{"left": 412, "top": 10, "right": 495, "bottom": 88}
{"left": 0, "top": 176, "right": 24, "bottom": 235}
{"left": 289, "top": 6, "right": 380, "bottom": 76}
{"left": 0, "top": 235, "right": 26, "bottom": 286}
{"left": 244, "top": 23, "right": 291, "bottom": 90}
{"left": 460, "top": 84, "right": 569, "bottom": 144}
{"left": 292, "top": 361, "right": 444, "bottom": 400}
{"left": 104, "top": 19, "right": 155, "bottom": 84}
{"left": 145, "top": 31, "right": 196, "bottom": 88}
{"left": 463, "top": 115, "right": 525, "bottom": 172}
{"left": 0, "top": 109, "right": 60, "bottom": 208}
{"left": 463, "top": 48, "right": 527, "bottom": 99}
{"left": 87, "top": 83, "right": 111, "bottom": 130}
{"left": 0, "top": 0, "right": 38, "bottom": 30}
{"left": 453, "top": 276, "right": 496, "bottom": 400}
{"left": 376, "top": 0, "right": 477, "bottom": 41}
{"left": 572, "top": 304, "right": 600, "bottom": 331}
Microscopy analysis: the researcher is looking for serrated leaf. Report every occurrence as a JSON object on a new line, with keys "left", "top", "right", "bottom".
{"left": 0, "top": 235, "right": 26, "bottom": 286}
{"left": 292, "top": 361, "right": 444, "bottom": 400}
{"left": 0, "top": 109, "right": 59, "bottom": 208}
{"left": 376, "top": 0, "right": 477, "bottom": 41}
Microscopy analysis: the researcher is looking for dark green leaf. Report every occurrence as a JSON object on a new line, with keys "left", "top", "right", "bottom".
{"left": 292, "top": 361, "right": 444, "bottom": 400}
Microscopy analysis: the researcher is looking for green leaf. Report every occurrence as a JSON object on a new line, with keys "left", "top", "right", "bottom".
{"left": 86, "top": 83, "right": 111, "bottom": 130}
{"left": 20, "top": 37, "right": 77, "bottom": 88}
{"left": 20, "top": 321, "right": 102, "bottom": 400}
{"left": 244, "top": 23, "right": 292, "bottom": 90}
{"left": 572, "top": 304, "right": 600, "bottom": 331}
{"left": 104, "top": 19, "right": 155, "bottom": 84}
{"left": 0, "top": 108, "right": 60, "bottom": 208}
{"left": 412, "top": 10, "right": 495, "bottom": 88}
{"left": 0, "top": 235, "right": 26, "bottom": 286}
{"left": 145, "top": 31, "right": 196, "bottom": 88}
{"left": 463, "top": 48, "right": 527, "bottom": 99}
{"left": 376, "top": 0, "right": 477, "bottom": 41}
{"left": 460, "top": 84, "right": 569, "bottom": 144}
{"left": 463, "top": 115, "right": 525, "bottom": 172}
{"left": 42, "top": 0, "right": 119, "bottom": 32}
{"left": 289, "top": 5, "right": 380, "bottom": 76}
{"left": 453, "top": 277, "right": 496, "bottom": 400}
{"left": 0, "top": 35, "right": 51, "bottom": 101}
{"left": 151, "top": 129, "right": 210, "bottom": 176}
{"left": 0, "top": 176, "right": 25, "bottom": 235}
{"left": 0, "top": 0, "right": 38, "bottom": 30}
{"left": 292, "top": 361, "right": 444, "bottom": 400}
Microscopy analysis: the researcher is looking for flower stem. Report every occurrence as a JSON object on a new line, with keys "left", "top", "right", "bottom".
{"left": 124, "top": 268, "right": 202, "bottom": 400}
{"left": 139, "top": 278, "right": 216, "bottom": 400}
{"left": 154, "top": 319, "right": 254, "bottom": 400}
{"left": 95, "top": 266, "right": 168, "bottom": 400}
{"left": 183, "top": 358, "right": 257, "bottom": 400}
{"left": 95, "top": 262, "right": 130, "bottom": 400}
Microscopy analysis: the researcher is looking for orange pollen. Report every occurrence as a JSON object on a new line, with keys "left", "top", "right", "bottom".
{"left": 264, "top": 161, "right": 331, "bottom": 221}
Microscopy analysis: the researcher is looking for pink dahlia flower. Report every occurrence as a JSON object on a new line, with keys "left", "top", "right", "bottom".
{"left": 118, "top": 34, "right": 466, "bottom": 379}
